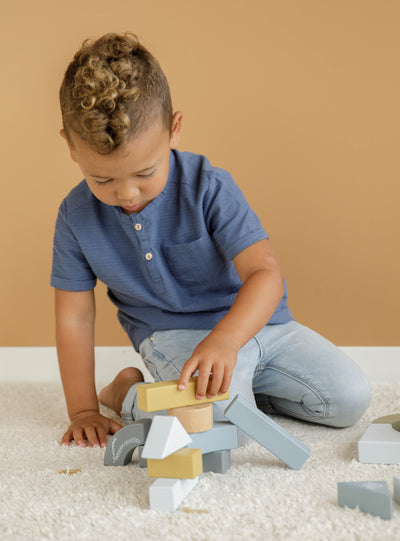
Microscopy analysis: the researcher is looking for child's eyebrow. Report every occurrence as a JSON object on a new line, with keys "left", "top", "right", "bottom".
{"left": 89, "top": 160, "right": 161, "bottom": 179}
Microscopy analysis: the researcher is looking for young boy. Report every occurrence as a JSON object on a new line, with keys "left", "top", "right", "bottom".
{"left": 52, "top": 32, "right": 371, "bottom": 449}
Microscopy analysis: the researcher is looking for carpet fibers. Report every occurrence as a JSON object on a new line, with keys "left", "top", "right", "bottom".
{"left": 1, "top": 381, "right": 400, "bottom": 540}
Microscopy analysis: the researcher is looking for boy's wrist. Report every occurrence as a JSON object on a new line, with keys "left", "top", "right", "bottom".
{"left": 69, "top": 408, "right": 100, "bottom": 422}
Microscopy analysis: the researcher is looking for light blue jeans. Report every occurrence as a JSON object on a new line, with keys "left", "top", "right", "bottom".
{"left": 121, "top": 321, "right": 371, "bottom": 429}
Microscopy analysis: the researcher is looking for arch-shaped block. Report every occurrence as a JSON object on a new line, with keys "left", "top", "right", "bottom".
{"left": 104, "top": 418, "right": 152, "bottom": 466}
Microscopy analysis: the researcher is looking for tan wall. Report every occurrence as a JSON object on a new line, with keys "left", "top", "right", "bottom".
{"left": 1, "top": 0, "right": 399, "bottom": 347}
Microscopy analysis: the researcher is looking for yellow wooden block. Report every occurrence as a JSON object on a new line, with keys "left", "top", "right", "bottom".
{"left": 137, "top": 377, "right": 230, "bottom": 412}
{"left": 168, "top": 403, "right": 213, "bottom": 433}
{"left": 147, "top": 448, "right": 203, "bottom": 479}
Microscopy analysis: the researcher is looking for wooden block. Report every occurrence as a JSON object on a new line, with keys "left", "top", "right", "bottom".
{"left": 141, "top": 416, "right": 192, "bottom": 459}
{"left": 373, "top": 414, "right": 400, "bottom": 424}
{"left": 168, "top": 403, "right": 213, "bottom": 433}
{"left": 149, "top": 477, "right": 199, "bottom": 512}
{"left": 358, "top": 423, "right": 400, "bottom": 464}
{"left": 147, "top": 448, "right": 203, "bottom": 479}
{"left": 104, "top": 419, "right": 152, "bottom": 466}
{"left": 338, "top": 481, "right": 393, "bottom": 520}
{"left": 393, "top": 476, "right": 400, "bottom": 504}
{"left": 137, "top": 377, "right": 230, "bottom": 412}
{"left": 187, "top": 422, "right": 238, "bottom": 454}
{"left": 202, "top": 449, "right": 231, "bottom": 474}
{"left": 224, "top": 394, "right": 310, "bottom": 470}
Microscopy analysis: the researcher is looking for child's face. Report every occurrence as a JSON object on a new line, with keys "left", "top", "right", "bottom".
{"left": 62, "top": 112, "right": 182, "bottom": 214}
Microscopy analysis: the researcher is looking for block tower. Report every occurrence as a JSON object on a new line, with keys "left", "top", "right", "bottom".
{"left": 104, "top": 376, "right": 311, "bottom": 511}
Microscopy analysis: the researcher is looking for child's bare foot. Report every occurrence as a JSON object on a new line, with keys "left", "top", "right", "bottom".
{"left": 98, "top": 367, "right": 144, "bottom": 415}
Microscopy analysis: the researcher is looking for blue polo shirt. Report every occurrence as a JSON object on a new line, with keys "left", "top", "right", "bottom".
{"left": 51, "top": 149, "right": 293, "bottom": 350}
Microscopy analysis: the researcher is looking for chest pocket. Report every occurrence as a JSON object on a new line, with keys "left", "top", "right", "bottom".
{"left": 161, "top": 234, "right": 228, "bottom": 291}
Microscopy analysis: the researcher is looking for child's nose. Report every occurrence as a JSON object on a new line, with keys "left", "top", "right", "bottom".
{"left": 118, "top": 181, "right": 140, "bottom": 202}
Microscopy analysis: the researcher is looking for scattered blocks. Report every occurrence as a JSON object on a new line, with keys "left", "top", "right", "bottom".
{"left": 187, "top": 422, "right": 238, "bottom": 454}
{"left": 358, "top": 423, "right": 400, "bottom": 464}
{"left": 148, "top": 448, "right": 203, "bottom": 479}
{"left": 104, "top": 418, "right": 152, "bottom": 466}
{"left": 202, "top": 449, "right": 231, "bottom": 474}
{"left": 149, "top": 477, "right": 199, "bottom": 512}
{"left": 224, "top": 394, "right": 310, "bottom": 470}
{"left": 141, "top": 415, "right": 192, "bottom": 459}
{"left": 137, "top": 377, "right": 229, "bottom": 412}
{"left": 337, "top": 481, "right": 393, "bottom": 520}
{"left": 168, "top": 403, "right": 213, "bottom": 433}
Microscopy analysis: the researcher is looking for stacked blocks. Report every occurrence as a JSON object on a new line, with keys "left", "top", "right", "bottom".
{"left": 135, "top": 377, "right": 233, "bottom": 510}
{"left": 105, "top": 379, "right": 312, "bottom": 511}
{"left": 224, "top": 394, "right": 310, "bottom": 470}
{"left": 358, "top": 414, "right": 400, "bottom": 464}
{"left": 337, "top": 481, "right": 393, "bottom": 520}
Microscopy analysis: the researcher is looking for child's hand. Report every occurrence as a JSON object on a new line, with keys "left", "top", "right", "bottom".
{"left": 61, "top": 411, "right": 122, "bottom": 448}
{"left": 178, "top": 331, "right": 238, "bottom": 400}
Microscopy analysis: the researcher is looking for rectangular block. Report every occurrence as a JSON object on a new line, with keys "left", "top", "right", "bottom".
{"left": 358, "top": 424, "right": 400, "bottom": 464}
{"left": 393, "top": 476, "right": 400, "bottom": 505}
{"left": 224, "top": 395, "right": 310, "bottom": 470}
{"left": 137, "top": 377, "right": 230, "bottom": 412}
{"left": 147, "top": 448, "right": 203, "bottom": 479}
{"left": 202, "top": 449, "right": 231, "bottom": 474}
{"left": 149, "top": 477, "right": 199, "bottom": 512}
{"left": 338, "top": 481, "right": 393, "bottom": 520}
{"left": 187, "top": 422, "right": 238, "bottom": 454}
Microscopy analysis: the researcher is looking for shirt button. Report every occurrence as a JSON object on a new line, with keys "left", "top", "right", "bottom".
{"left": 145, "top": 252, "right": 153, "bottom": 261}
{"left": 134, "top": 223, "right": 142, "bottom": 231}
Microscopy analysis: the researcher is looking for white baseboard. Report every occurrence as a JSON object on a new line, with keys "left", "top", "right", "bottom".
{"left": 0, "top": 347, "right": 399, "bottom": 383}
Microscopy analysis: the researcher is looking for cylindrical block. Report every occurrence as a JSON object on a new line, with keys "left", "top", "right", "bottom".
{"left": 167, "top": 403, "right": 213, "bottom": 433}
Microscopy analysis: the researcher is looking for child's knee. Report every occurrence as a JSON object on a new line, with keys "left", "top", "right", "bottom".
{"left": 314, "top": 372, "right": 371, "bottom": 428}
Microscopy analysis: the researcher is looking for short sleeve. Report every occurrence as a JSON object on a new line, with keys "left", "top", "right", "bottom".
{"left": 203, "top": 170, "right": 269, "bottom": 260}
{"left": 50, "top": 201, "right": 97, "bottom": 291}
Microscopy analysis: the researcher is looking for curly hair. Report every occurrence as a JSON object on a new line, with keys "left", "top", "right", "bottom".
{"left": 60, "top": 32, "right": 173, "bottom": 154}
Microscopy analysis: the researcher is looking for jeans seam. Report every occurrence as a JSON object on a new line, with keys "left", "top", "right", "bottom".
{"left": 256, "top": 365, "right": 330, "bottom": 419}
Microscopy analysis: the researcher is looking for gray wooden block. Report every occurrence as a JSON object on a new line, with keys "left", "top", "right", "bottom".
{"left": 138, "top": 445, "right": 147, "bottom": 468}
{"left": 358, "top": 423, "right": 400, "bottom": 464}
{"left": 202, "top": 449, "right": 231, "bottom": 474}
{"left": 187, "top": 422, "right": 238, "bottom": 454}
{"left": 337, "top": 481, "right": 393, "bottom": 520}
{"left": 224, "top": 394, "right": 310, "bottom": 470}
{"left": 104, "top": 418, "right": 152, "bottom": 466}
{"left": 393, "top": 476, "right": 400, "bottom": 504}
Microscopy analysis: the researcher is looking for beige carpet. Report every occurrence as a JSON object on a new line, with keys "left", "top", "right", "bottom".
{"left": 1, "top": 381, "right": 400, "bottom": 540}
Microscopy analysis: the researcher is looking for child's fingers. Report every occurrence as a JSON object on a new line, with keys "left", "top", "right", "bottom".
{"left": 195, "top": 363, "right": 213, "bottom": 399}
{"left": 61, "top": 428, "right": 73, "bottom": 446}
{"left": 219, "top": 366, "right": 234, "bottom": 394}
{"left": 72, "top": 427, "right": 87, "bottom": 448}
{"left": 110, "top": 421, "right": 123, "bottom": 434}
{"left": 206, "top": 366, "right": 224, "bottom": 398}
{"left": 178, "top": 359, "right": 198, "bottom": 390}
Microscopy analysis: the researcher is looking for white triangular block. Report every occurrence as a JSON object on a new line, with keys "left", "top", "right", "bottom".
{"left": 141, "top": 415, "right": 192, "bottom": 459}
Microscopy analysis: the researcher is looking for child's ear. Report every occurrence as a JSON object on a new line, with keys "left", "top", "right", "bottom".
{"left": 60, "top": 129, "right": 78, "bottom": 163}
{"left": 169, "top": 112, "right": 183, "bottom": 149}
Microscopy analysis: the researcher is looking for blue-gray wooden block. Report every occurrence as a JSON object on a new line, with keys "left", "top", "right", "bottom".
{"left": 187, "top": 422, "right": 238, "bottom": 454}
{"left": 104, "top": 418, "right": 152, "bottom": 466}
{"left": 337, "top": 481, "right": 393, "bottom": 520}
{"left": 224, "top": 395, "right": 310, "bottom": 470}
{"left": 358, "top": 423, "right": 400, "bottom": 464}
{"left": 202, "top": 449, "right": 231, "bottom": 474}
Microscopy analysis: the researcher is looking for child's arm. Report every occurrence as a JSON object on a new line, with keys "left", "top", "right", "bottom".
{"left": 55, "top": 289, "right": 122, "bottom": 447}
{"left": 178, "top": 239, "right": 284, "bottom": 400}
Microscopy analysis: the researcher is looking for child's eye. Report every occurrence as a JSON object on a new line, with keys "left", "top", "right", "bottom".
{"left": 94, "top": 178, "right": 113, "bottom": 185}
{"left": 138, "top": 170, "right": 156, "bottom": 178}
